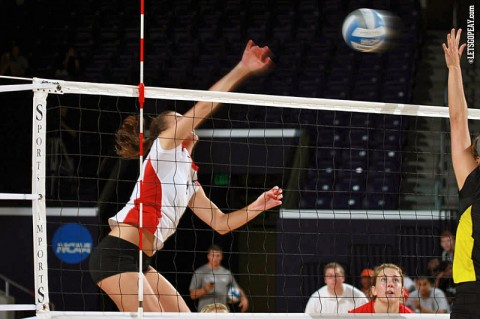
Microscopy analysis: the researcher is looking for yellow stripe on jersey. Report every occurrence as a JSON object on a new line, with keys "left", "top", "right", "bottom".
{"left": 453, "top": 206, "right": 476, "bottom": 283}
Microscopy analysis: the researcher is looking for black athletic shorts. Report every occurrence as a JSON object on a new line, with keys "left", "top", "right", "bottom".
{"left": 88, "top": 235, "right": 152, "bottom": 283}
{"left": 451, "top": 281, "right": 480, "bottom": 319}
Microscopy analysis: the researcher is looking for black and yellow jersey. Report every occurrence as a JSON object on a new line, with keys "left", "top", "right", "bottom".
{"left": 455, "top": 167, "right": 480, "bottom": 283}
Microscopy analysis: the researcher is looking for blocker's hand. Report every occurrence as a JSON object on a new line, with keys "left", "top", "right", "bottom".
{"left": 240, "top": 40, "right": 274, "bottom": 75}
{"left": 442, "top": 28, "right": 466, "bottom": 68}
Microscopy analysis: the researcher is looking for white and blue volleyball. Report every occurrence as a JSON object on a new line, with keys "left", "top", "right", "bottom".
{"left": 342, "top": 8, "right": 387, "bottom": 53}
{"left": 227, "top": 285, "right": 241, "bottom": 303}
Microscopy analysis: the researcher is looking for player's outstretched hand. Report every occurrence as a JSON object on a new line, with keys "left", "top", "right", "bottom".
{"left": 240, "top": 40, "right": 274, "bottom": 75}
{"left": 252, "top": 186, "right": 283, "bottom": 212}
{"left": 442, "top": 28, "right": 466, "bottom": 68}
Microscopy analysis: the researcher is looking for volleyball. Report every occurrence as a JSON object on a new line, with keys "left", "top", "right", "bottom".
{"left": 342, "top": 8, "right": 387, "bottom": 53}
{"left": 227, "top": 285, "right": 241, "bottom": 303}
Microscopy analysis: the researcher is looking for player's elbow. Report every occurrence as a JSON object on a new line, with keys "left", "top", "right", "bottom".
{"left": 211, "top": 218, "right": 232, "bottom": 235}
{"left": 215, "top": 227, "right": 230, "bottom": 235}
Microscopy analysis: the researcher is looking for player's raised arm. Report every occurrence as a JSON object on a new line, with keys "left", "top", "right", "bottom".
{"left": 442, "top": 28, "right": 476, "bottom": 189}
{"left": 159, "top": 40, "right": 274, "bottom": 150}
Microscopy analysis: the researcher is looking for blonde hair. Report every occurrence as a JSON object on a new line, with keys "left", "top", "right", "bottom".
{"left": 200, "top": 303, "right": 229, "bottom": 313}
{"left": 372, "top": 263, "right": 404, "bottom": 288}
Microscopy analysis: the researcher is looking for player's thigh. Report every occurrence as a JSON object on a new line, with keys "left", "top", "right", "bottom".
{"left": 144, "top": 266, "right": 190, "bottom": 312}
{"left": 97, "top": 272, "right": 163, "bottom": 312}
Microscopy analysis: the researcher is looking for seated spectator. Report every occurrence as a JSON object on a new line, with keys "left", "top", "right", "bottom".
{"left": 305, "top": 262, "right": 368, "bottom": 314}
{"left": 440, "top": 230, "right": 455, "bottom": 263}
{"left": 401, "top": 268, "right": 416, "bottom": 294}
{"left": 400, "top": 267, "right": 415, "bottom": 304}
{"left": 349, "top": 263, "right": 414, "bottom": 314}
{"left": 434, "top": 261, "right": 455, "bottom": 305}
{"left": 55, "top": 46, "right": 81, "bottom": 80}
{"left": 359, "top": 268, "right": 374, "bottom": 301}
{"left": 0, "top": 43, "right": 28, "bottom": 76}
{"left": 200, "top": 303, "right": 229, "bottom": 313}
{"left": 427, "top": 257, "right": 441, "bottom": 278}
{"left": 406, "top": 275, "right": 450, "bottom": 313}
{"left": 190, "top": 245, "right": 248, "bottom": 312}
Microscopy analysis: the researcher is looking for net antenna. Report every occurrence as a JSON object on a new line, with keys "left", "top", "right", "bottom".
{"left": 137, "top": 0, "right": 146, "bottom": 316}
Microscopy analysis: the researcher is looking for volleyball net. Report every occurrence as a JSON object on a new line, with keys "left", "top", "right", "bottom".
{"left": 0, "top": 77, "right": 463, "bottom": 318}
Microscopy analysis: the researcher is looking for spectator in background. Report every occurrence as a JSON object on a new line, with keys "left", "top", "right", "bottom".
{"left": 0, "top": 43, "right": 28, "bottom": 76}
{"left": 349, "top": 263, "right": 414, "bottom": 314}
{"left": 440, "top": 230, "right": 455, "bottom": 263}
{"left": 200, "top": 303, "right": 229, "bottom": 313}
{"left": 55, "top": 46, "right": 81, "bottom": 80}
{"left": 359, "top": 268, "right": 374, "bottom": 301}
{"left": 427, "top": 257, "right": 441, "bottom": 278}
{"left": 435, "top": 261, "right": 455, "bottom": 305}
{"left": 305, "top": 262, "right": 368, "bottom": 314}
{"left": 190, "top": 245, "right": 248, "bottom": 312}
{"left": 406, "top": 275, "right": 450, "bottom": 314}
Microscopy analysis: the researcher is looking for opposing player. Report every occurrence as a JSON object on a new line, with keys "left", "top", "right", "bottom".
{"left": 88, "top": 40, "right": 282, "bottom": 312}
{"left": 442, "top": 28, "right": 480, "bottom": 319}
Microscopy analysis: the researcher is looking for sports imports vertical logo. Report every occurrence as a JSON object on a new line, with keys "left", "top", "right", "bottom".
{"left": 467, "top": 5, "right": 475, "bottom": 64}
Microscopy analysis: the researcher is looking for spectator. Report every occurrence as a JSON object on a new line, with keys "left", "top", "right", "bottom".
{"left": 190, "top": 245, "right": 248, "bottom": 312}
{"left": 403, "top": 273, "right": 416, "bottom": 294}
{"left": 406, "top": 275, "right": 450, "bottom": 313}
{"left": 434, "top": 261, "right": 455, "bottom": 305}
{"left": 55, "top": 46, "right": 81, "bottom": 80}
{"left": 427, "top": 257, "right": 441, "bottom": 278}
{"left": 400, "top": 267, "right": 415, "bottom": 303}
{"left": 440, "top": 230, "right": 455, "bottom": 263}
{"left": 349, "top": 263, "right": 414, "bottom": 314}
{"left": 0, "top": 43, "right": 28, "bottom": 76}
{"left": 305, "top": 262, "right": 368, "bottom": 314}
{"left": 200, "top": 303, "right": 229, "bottom": 313}
{"left": 359, "top": 268, "right": 374, "bottom": 301}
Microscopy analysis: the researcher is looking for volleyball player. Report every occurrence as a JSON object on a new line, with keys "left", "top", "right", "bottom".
{"left": 349, "top": 264, "right": 413, "bottom": 314}
{"left": 442, "top": 28, "right": 480, "bottom": 319}
{"left": 88, "top": 40, "right": 282, "bottom": 312}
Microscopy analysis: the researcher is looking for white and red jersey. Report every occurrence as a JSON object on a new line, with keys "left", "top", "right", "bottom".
{"left": 109, "top": 138, "right": 200, "bottom": 250}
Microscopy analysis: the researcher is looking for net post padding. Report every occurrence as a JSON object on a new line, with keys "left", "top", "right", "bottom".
{"left": 32, "top": 87, "right": 50, "bottom": 312}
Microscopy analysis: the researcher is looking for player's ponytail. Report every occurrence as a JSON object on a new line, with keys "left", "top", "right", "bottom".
{"left": 115, "top": 111, "right": 172, "bottom": 159}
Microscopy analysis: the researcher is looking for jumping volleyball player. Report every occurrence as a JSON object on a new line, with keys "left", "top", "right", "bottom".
{"left": 88, "top": 40, "right": 282, "bottom": 312}
{"left": 443, "top": 28, "right": 480, "bottom": 319}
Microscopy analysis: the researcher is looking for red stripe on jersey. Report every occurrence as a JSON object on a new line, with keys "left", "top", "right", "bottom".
{"left": 191, "top": 160, "right": 199, "bottom": 172}
{"left": 124, "top": 159, "right": 162, "bottom": 235}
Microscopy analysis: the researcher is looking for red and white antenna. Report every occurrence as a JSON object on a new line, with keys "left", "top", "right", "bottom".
{"left": 137, "top": 0, "right": 145, "bottom": 316}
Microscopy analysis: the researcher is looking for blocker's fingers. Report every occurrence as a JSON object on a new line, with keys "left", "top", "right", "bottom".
{"left": 459, "top": 43, "right": 466, "bottom": 57}
{"left": 455, "top": 28, "right": 462, "bottom": 44}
